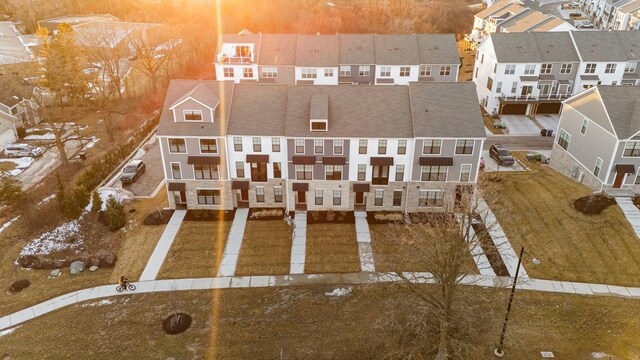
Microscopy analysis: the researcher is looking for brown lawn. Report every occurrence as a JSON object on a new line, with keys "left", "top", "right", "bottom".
{"left": 235, "top": 220, "right": 292, "bottom": 276}
{"left": 305, "top": 223, "right": 360, "bottom": 274}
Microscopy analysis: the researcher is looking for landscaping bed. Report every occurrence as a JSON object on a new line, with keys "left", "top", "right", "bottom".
{"left": 573, "top": 194, "right": 616, "bottom": 215}
{"left": 248, "top": 207, "right": 285, "bottom": 221}
{"left": 183, "top": 209, "right": 235, "bottom": 222}
{"left": 307, "top": 211, "right": 355, "bottom": 224}
{"left": 366, "top": 211, "right": 405, "bottom": 224}
{"left": 305, "top": 223, "right": 359, "bottom": 273}
{"left": 471, "top": 222, "right": 509, "bottom": 276}
{"left": 235, "top": 220, "right": 292, "bottom": 275}
{"left": 143, "top": 209, "right": 174, "bottom": 225}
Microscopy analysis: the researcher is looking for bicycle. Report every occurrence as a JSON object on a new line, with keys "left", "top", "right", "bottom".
{"left": 116, "top": 283, "right": 136, "bottom": 292}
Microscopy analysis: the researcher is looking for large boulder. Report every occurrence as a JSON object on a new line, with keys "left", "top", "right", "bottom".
{"left": 86, "top": 252, "right": 117, "bottom": 268}
{"left": 69, "top": 260, "right": 85, "bottom": 275}
{"left": 8, "top": 279, "right": 31, "bottom": 293}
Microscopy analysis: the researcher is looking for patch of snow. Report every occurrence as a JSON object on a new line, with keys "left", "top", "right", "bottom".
{"left": 25, "top": 133, "right": 55, "bottom": 140}
{"left": 591, "top": 353, "right": 615, "bottom": 359}
{"left": 0, "top": 326, "right": 20, "bottom": 337}
{"left": 81, "top": 299, "right": 114, "bottom": 307}
{"left": 0, "top": 216, "right": 20, "bottom": 234}
{"left": 325, "top": 287, "right": 352, "bottom": 297}
{"left": 37, "top": 194, "right": 56, "bottom": 206}
{"left": 0, "top": 157, "right": 35, "bottom": 176}
{"left": 20, "top": 220, "right": 84, "bottom": 256}
{"left": 83, "top": 136, "right": 100, "bottom": 149}
{"left": 85, "top": 187, "right": 133, "bottom": 212}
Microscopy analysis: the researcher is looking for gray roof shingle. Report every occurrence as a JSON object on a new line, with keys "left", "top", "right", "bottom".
{"left": 409, "top": 82, "right": 486, "bottom": 138}
{"left": 490, "top": 32, "right": 579, "bottom": 63}
{"left": 572, "top": 31, "right": 640, "bottom": 62}
{"left": 295, "top": 34, "right": 339, "bottom": 67}
{"left": 258, "top": 34, "right": 297, "bottom": 66}
{"left": 227, "top": 84, "right": 288, "bottom": 136}
{"left": 416, "top": 34, "right": 461, "bottom": 65}
{"left": 597, "top": 86, "right": 640, "bottom": 140}
{"left": 374, "top": 34, "right": 420, "bottom": 65}
{"left": 338, "top": 34, "right": 375, "bottom": 64}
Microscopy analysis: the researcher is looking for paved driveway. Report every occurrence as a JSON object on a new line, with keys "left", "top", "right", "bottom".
{"left": 500, "top": 115, "right": 542, "bottom": 135}
{"left": 122, "top": 141, "right": 164, "bottom": 197}
{"left": 482, "top": 150, "right": 526, "bottom": 172}
{"left": 536, "top": 114, "right": 560, "bottom": 132}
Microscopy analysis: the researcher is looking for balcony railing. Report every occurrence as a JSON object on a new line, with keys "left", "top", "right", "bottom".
{"left": 499, "top": 92, "right": 572, "bottom": 103}
{"left": 216, "top": 53, "right": 254, "bottom": 64}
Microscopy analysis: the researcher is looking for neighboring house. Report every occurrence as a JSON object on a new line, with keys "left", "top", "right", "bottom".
{"left": 214, "top": 32, "right": 461, "bottom": 85}
{"left": 157, "top": 81, "right": 485, "bottom": 212}
{"left": 466, "top": 0, "right": 576, "bottom": 49}
{"left": 473, "top": 31, "right": 640, "bottom": 117}
{"left": 579, "top": 0, "right": 640, "bottom": 30}
{"left": 37, "top": 14, "right": 120, "bottom": 34}
{"left": 0, "top": 84, "right": 40, "bottom": 128}
{"left": 550, "top": 86, "right": 640, "bottom": 193}
{"left": 0, "top": 112, "right": 19, "bottom": 148}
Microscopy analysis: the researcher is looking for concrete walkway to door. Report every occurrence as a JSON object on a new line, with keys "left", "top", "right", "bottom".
{"left": 139, "top": 210, "right": 187, "bottom": 281}
{"left": 290, "top": 212, "right": 307, "bottom": 274}
{"left": 615, "top": 197, "right": 640, "bottom": 239}
{"left": 217, "top": 208, "right": 249, "bottom": 277}
{"left": 355, "top": 211, "right": 375, "bottom": 272}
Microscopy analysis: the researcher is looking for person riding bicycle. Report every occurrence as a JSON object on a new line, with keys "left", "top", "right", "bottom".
{"left": 119, "top": 276, "right": 130, "bottom": 289}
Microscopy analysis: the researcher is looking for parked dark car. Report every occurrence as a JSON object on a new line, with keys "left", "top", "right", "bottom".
{"left": 489, "top": 144, "right": 515, "bottom": 166}
{"left": 120, "top": 160, "right": 146, "bottom": 183}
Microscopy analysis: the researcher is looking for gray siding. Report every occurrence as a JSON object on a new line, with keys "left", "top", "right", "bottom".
{"left": 420, "top": 64, "right": 459, "bottom": 82}
{"left": 411, "top": 138, "right": 482, "bottom": 182}
{"left": 160, "top": 136, "right": 229, "bottom": 180}
{"left": 338, "top": 65, "right": 375, "bottom": 84}
{"left": 609, "top": 141, "right": 640, "bottom": 185}
{"left": 172, "top": 98, "right": 214, "bottom": 123}
{"left": 258, "top": 66, "right": 295, "bottom": 84}
{"left": 287, "top": 138, "right": 351, "bottom": 181}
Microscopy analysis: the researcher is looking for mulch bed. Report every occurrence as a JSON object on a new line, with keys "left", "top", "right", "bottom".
{"left": 573, "top": 194, "right": 616, "bottom": 215}
{"left": 184, "top": 209, "right": 236, "bottom": 222}
{"left": 307, "top": 211, "right": 355, "bottom": 224}
{"left": 366, "top": 211, "right": 405, "bottom": 224}
{"left": 472, "top": 223, "right": 510, "bottom": 277}
{"left": 143, "top": 210, "right": 174, "bottom": 225}
{"left": 248, "top": 208, "right": 286, "bottom": 221}
{"left": 8, "top": 279, "right": 31, "bottom": 293}
{"left": 163, "top": 313, "right": 192, "bottom": 334}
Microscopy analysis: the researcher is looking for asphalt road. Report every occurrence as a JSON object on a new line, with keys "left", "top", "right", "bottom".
{"left": 16, "top": 139, "right": 82, "bottom": 190}
{"left": 484, "top": 135, "right": 554, "bottom": 151}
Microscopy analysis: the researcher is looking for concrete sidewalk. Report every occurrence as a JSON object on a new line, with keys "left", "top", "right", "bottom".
{"left": 289, "top": 212, "right": 307, "bottom": 274}
{"left": 139, "top": 210, "right": 187, "bottom": 281}
{"left": 355, "top": 211, "right": 375, "bottom": 272}
{"left": 615, "top": 197, "right": 640, "bottom": 239}
{"left": 217, "top": 208, "right": 249, "bottom": 277}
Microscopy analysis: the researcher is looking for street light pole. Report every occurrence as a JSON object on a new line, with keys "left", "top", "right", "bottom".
{"left": 494, "top": 246, "right": 526, "bottom": 358}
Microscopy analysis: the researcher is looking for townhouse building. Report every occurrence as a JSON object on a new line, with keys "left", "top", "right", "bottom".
{"left": 550, "top": 86, "right": 640, "bottom": 193}
{"left": 579, "top": 0, "right": 640, "bottom": 30}
{"left": 473, "top": 31, "right": 640, "bottom": 117}
{"left": 214, "top": 32, "right": 460, "bottom": 85}
{"left": 157, "top": 80, "right": 485, "bottom": 213}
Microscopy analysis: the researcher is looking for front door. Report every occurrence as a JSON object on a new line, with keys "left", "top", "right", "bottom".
{"left": 241, "top": 189, "right": 249, "bottom": 201}
{"left": 355, "top": 192, "right": 364, "bottom": 205}
{"left": 613, "top": 172, "right": 625, "bottom": 188}
{"left": 174, "top": 191, "right": 186, "bottom": 205}
{"left": 297, "top": 191, "right": 306, "bottom": 204}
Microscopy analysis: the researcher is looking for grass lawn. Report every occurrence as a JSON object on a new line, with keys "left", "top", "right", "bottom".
{"left": 0, "top": 162, "right": 17, "bottom": 172}
{"left": 484, "top": 154, "right": 640, "bottom": 286}
{"left": 369, "top": 224, "right": 480, "bottom": 274}
{"left": 157, "top": 220, "right": 232, "bottom": 279}
{"left": 0, "top": 284, "right": 639, "bottom": 359}
{"left": 235, "top": 220, "right": 292, "bottom": 276}
{"left": 305, "top": 223, "right": 360, "bottom": 274}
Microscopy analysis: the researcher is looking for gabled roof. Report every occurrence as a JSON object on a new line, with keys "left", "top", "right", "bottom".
{"left": 169, "top": 83, "right": 219, "bottom": 110}
{"left": 489, "top": 32, "right": 579, "bottom": 63}
{"left": 475, "top": 0, "right": 521, "bottom": 19}
{"left": 416, "top": 34, "right": 460, "bottom": 65}
{"left": 409, "top": 82, "right": 486, "bottom": 138}
{"left": 499, "top": 10, "right": 551, "bottom": 32}
{"left": 374, "top": 34, "right": 420, "bottom": 65}
{"left": 295, "top": 34, "right": 339, "bottom": 67}
{"left": 571, "top": 31, "right": 640, "bottom": 62}
{"left": 258, "top": 34, "right": 297, "bottom": 66}
{"left": 597, "top": 86, "right": 640, "bottom": 140}
{"left": 531, "top": 17, "right": 569, "bottom": 32}
{"left": 338, "top": 34, "right": 375, "bottom": 65}
{"left": 227, "top": 84, "right": 288, "bottom": 136}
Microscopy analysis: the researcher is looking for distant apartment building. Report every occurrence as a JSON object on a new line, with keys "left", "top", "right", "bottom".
{"left": 214, "top": 31, "right": 461, "bottom": 85}
{"left": 473, "top": 31, "right": 640, "bottom": 117}
{"left": 157, "top": 81, "right": 485, "bottom": 213}
{"left": 579, "top": 0, "right": 640, "bottom": 30}
{"left": 550, "top": 86, "right": 640, "bottom": 193}
{"left": 466, "top": 0, "right": 576, "bottom": 49}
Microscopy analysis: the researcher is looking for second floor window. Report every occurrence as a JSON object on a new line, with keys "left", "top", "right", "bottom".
{"left": 295, "top": 164, "right": 313, "bottom": 180}
{"left": 420, "top": 65, "right": 431, "bottom": 76}
{"left": 560, "top": 64, "right": 573, "bottom": 74}
{"left": 272, "top": 138, "right": 280, "bottom": 152}
{"left": 625, "top": 61, "right": 637, "bottom": 73}
{"left": 325, "top": 165, "right": 342, "bottom": 180}
{"left": 460, "top": 164, "right": 472, "bottom": 182}
{"left": 359, "top": 66, "right": 370, "bottom": 76}
{"left": 395, "top": 164, "right": 404, "bottom": 182}
{"left": 378, "top": 140, "right": 387, "bottom": 154}
{"left": 223, "top": 67, "right": 234, "bottom": 77}
{"left": 581, "top": 119, "right": 588, "bottom": 135}
{"left": 171, "top": 163, "right": 181, "bottom": 179}
{"left": 184, "top": 110, "right": 202, "bottom": 121}
{"left": 243, "top": 68, "right": 253, "bottom": 78}
{"left": 524, "top": 64, "right": 536, "bottom": 75}
{"left": 233, "top": 137, "right": 242, "bottom": 152}
{"left": 296, "top": 139, "right": 305, "bottom": 153}
{"left": 605, "top": 63, "right": 617, "bottom": 74}
{"left": 505, "top": 65, "right": 516, "bottom": 75}
{"left": 236, "top": 161, "right": 245, "bottom": 178}
{"left": 262, "top": 67, "right": 277, "bottom": 78}
{"left": 358, "top": 164, "right": 366, "bottom": 181}
{"left": 194, "top": 164, "right": 219, "bottom": 180}
{"left": 273, "top": 162, "right": 282, "bottom": 178}
{"left": 199, "top": 139, "right": 217, "bottom": 153}
{"left": 315, "top": 139, "right": 324, "bottom": 154}
{"left": 340, "top": 65, "right": 351, "bottom": 76}
{"left": 624, "top": 141, "right": 640, "bottom": 157}
{"left": 380, "top": 66, "right": 391, "bottom": 77}
{"left": 398, "top": 139, "right": 407, "bottom": 155}
{"left": 423, "top": 139, "right": 442, "bottom": 154}
{"left": 400, "top": 66, "right": 411, "bottom": 77}
{"left": 541, "top": 63, "right": 552, "bottom": 74}
{"left": 301, "top": 68, "right": 317, "bottom": 79}
{"left": 372, "top": 165, "right": 389, "bottom": 185}
{"left": 440, "top": 66, "right": 451, "bottom": 76}
{"left": 455, "top": 139, "right": 474, "bottom": 155}
{"left": 585, "top": 63, "right": 597, "bottom": 74}
{"left": 252, "top": 137, "right": 261, "bottom": 152}
{"left": 421, "top": 165, "right": 447, "bottom": 181}
{"left": 333, "top": 139, "right": 343, "bottom": 154}
{"left": 359, "top": 139, "right": 367, "bottom": 154}
{"left": 168, "top": 138, "right": 186, "bottom": 153}
{"left": 558, "top": 129, "right": 571, "bottom": 151}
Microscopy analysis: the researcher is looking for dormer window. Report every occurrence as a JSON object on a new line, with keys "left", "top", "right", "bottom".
{"left": 184, "top": 110, "right": 202, "bottom": 121}
{"left": 311, "top": 120, "right": 328, "bottom": 131}
{"left": 309, "top": 94, "right": 329, "bottom": 132}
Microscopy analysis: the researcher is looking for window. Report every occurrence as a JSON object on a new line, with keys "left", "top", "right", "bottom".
{"left": 374, "top": 190, "right": 384, "bottom": 206}
{"left": 624, "top": 141, "right": 640, "bottom": 157}
{"left": 560, "top": 64, "right": 573, "bottom": 74}
{"left": 168, "top": 138, "right": 186, "bottom": 153}
{"left": 594, "top": 158, "right": 603, "bottom": 177}
{"left": 256, "top": 187, "right": 265, "bottom": 203}
{"left": 233, "top": 137, "right": 242, "bottom": 152}
{"left": 295, "top": 139, "right": 305, "bottom": 153}
{"left": 372, "top": 165, "right": 390, "bottom": 185}
{"left": 625, "top": 61, "right": 637, "bottom": 73}
{"left": 358, "top": 164, "right": 366, "bottom": 181}
{"left": 243, "top": 67, "right": 253, "bottom": 78}
{"left": 340, "top": 65, "right": 351, "bottom": 76}
{"left": 315, "top": 190, "right": 323, "bottom": 205}
{"left": 324, "top": 68, "right": 334, "bottom": 77}
{"left": 359, "top": 66, "right": 370, "bottom": 76}
{"left": 250, "top": 162, "right": 267, "bottom": 182}
{"left": 315, "top": 139, "right": 324, "bottom": 154}
{"left": 581, "top": 118, "right": 588, "bottom": 135}
{"left": 474, "top": 67, "right": 478, "bottom": 79}
{"left": 272, "top": 138, "right": 280, "bottom": 152}
{"left": 480, "top": 53, "right": 484, "bottom": 64}
{"left": 393, "top": 190, "right": 402, "bottom": 207}
{"left": 333, "top": 139, "right": 343, "bottom": 154}
{"left": 295, "top": 164, "right": 313, "bottom": 180}
{"left": 585, "top": 63, "right": 597, "bottom": 74}
{"left": 505, "top": 65, "right": 516, "bottom": 75}
{"left": 421, "top": 166, "right": 447, "bottom": 181}
{"left": 541, "top": 63, "right": 552, "bottom": 74}
{"left": 558, "top": 129, "right": 571, "bottom": 150}
{"left": 236, "top": 161, "right": 245, "bottom": 178}
{"left": 439, "top": 66, "right": 451, "bottom": 76}
{"left": 420, "top": 65, "right": 431, "bottom": 76}
{"left": 423, "top": 139, "right": 442, "bottom": 154}
{"left": 380, "top": 66, "right": 391, "bottom": 77}
{"left": 486, "top": 77, "right": 493, "bottom": 91}
{"left": 418, "top": 190, "right": 443, "bottom": 207}
{"left": 273, "top": 162, "right": 282, "bottom": 178}
{"left": 359, "top": 139, "right": 367, "bottom": 154}
{"left": 605, "top": 63, "right": 617, "bottom": 74}
{"left": 511, "top": 82, "right": 517, "bottom": 94}
{"left": 395, "top": 164, "right": 404, "bottom": 182}
{"left": 524, "top": 64, "right": 536, "bottom": 75}
{"left": 223, "top": 67, "right": 234, "bottom": 77}
{"left": 455, "top": 139, "right": 474, "bottom": 155}
{"left": 262, "top": 67, "right": 277, "bottom": 78}
{"left": 171, "top": 163, "right": 181, "bottom": 179}
{"left": 333, "top": 190, "right": 341, "bottom": 206}
{"left": 493, "top": 63, "right": 497, "bottom": 73}
{"left": 378, "top": 140, "right": 387, "bottom": 154}
{"left": 311, "top": 120, "right": 327, "bottom": 131}
{"left": 400, "top": 66, "right": 411, "bottom": 77}
{"left": 325, "top": 165, "right": 342, "bottom": 180}
{"left": 199, "top": 139, "right": 217, "bottom": 153}
{"left": 496, "top": 82, "right": 502, "bottom": 93}
{"left": 301, "top": 68, "right": 317, "bottom": 79}
{"left": 194, "top": 164, "right": 219, "bottom": 180}
{"left": 274, "top": 187, "right": 283, "bottom": 203}
{"left": 397, "top": 140, "right": 407, "bottom": 155}
{"left": 252, "top": 137, "right": 262, "bottom": 152}
{"left": 197, "top": 189, "right": 220, "bottom": 205}
{"left": 184, "top": 110, "right": 202, "bottom": 121}
{"left": 460, "top": 164, "right": 472, "bottom": 182}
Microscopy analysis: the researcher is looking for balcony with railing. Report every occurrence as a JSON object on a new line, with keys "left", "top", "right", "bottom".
{"left": 216, "top": 52, "right": 255, "bottom": 65}
{"left": 498, "top": 92, "right": 572, "bottom": 103}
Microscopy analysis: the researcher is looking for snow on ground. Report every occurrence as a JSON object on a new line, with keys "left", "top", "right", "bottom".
{"left": 0, "top": 326, "right": 20, "bottom": 337}
{"left": 20, "top": 220, "right": 84, "bottom": 256}
{"left": 0, "top": 157, "right": 35, "bottom": 176}
{"left": 37, "top": 194, "right": 56, "bottom": 206}
{"left": 132, "top": 135, "right": 157, "bottom": 160}
{"left": 81, "top": 299, "right": 114, "bottom": 307}
{"left": 83, "top": 136, "right": 100, "bottom": 149}
{"left": 0, "top": 216, "right": 20, "bottom": 234}
{"left": 84, "top": 187, "right": 133, "bottom": 212}
{"left": 325, "top": 287, "right": 352, "bottom": 297}
{"left": 24, "top": 133, "right": 56, "bottom": 140}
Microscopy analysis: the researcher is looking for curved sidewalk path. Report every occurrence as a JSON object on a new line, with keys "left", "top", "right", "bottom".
{"left": 2, "top": 272, "right": 640, "bottom": 332}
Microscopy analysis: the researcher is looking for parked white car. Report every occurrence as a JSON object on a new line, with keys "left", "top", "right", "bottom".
{"left": 4, "top": 143, "right": 44, "bottom": 158}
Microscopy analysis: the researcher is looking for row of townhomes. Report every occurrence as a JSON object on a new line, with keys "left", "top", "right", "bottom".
{"left": 157, "top": 81, "right": 486, "bottom": 213}
{"left": 473, "top": 31, "right": 640, "bottom": 118}
{"left": 466, "top": 0, "right": 576, "bottom": 49}
{"left": 214, "top": 31, "right": 461, "bottom": 85}
{"left": 579, "top": 0, "right": 640, "bottom": 30}
{"left": 550, "top": 86, "right": 640, "bottom": 193}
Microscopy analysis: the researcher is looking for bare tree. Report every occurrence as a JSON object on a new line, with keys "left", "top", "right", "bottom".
{"left": 129, "top": 26, "right": 176, "bottom": 93}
